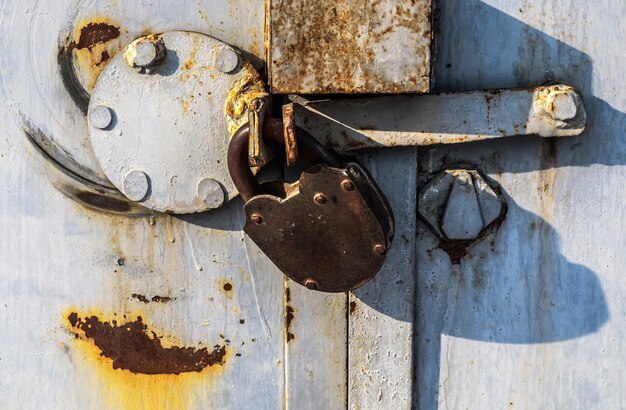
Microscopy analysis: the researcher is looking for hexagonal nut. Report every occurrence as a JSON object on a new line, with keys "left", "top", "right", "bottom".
{"left": 418, "top": 169, "right": 506, "bottom": 241}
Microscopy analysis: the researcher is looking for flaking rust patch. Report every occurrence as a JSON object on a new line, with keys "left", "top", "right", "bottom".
{"left": 63, "top": 309, "right": 230, "bottom": 410}
{"left": 66, "top": 311, "right": 226, "bottom": 374}
{"left": 58, "top": 18, "right": 122, "bottom": 112}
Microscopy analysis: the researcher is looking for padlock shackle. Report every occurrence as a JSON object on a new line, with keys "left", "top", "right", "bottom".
{"left": 228, "top": 117, "right": 342, "bottom": 202}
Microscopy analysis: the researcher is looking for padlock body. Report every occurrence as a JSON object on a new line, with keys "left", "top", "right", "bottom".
{"left": 243, "top": 163, "right": 394, "bottom": 293}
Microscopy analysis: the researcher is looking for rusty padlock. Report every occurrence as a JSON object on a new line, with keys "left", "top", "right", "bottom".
{"left": 228, "top": 118, "right": 394, "bottom": 292}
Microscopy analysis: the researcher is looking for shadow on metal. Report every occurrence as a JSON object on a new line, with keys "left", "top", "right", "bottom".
{"left": 351, "top": 1, "right": 618, "bottom": 408}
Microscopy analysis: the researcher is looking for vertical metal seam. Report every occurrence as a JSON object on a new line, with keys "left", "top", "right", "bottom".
{"left": 346, "top": 291, "right": 351, "bottom": 410}
{"left": 283, "top": 276, "right": 289, "bottom": 410}
{"left": 411, "top": 148, "right": 420, "bottom": 409}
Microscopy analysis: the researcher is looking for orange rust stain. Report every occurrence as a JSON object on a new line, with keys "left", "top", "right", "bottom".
{"left": 539, "top": 140, "right": 558, "bottom": 224}
{"left": 180, "top": 98, "right": 190, "bottom": 115}
{"left": 103, "top": 215, "right": 181, "bottom": 304}
{"left": 246, "top": 26, "right": 261, "bottom": 58}
{"left": 217, "top": 279, "right": 235, "bottom": 299}
{"left": 63, "top": 308, "right": 229, "bottom": 410}
{"left": 184, "top": 46, "right": 198, "bottom": 70}
{"left": 66, "top": 18, "right": 123, "bottom": 90}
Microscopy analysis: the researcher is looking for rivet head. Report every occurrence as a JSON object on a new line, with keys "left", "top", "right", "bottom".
{"left": 552, "top": 93, "right": 579, "bottom": 121}
{"left": 89, "top": 105, "right": 113, "bottom": 130}
{"left": 341, "top": 180, "right": 355, "bottom": 191}
{"left": 124, "top": 37, "right": 166, "bottom": 73}
{"left": 314, "top": 193, "right": 327, "bottom": 205}
{"left": 250, "top": 213, "right": 263, "bottom": 224}
{"left": 373, "top": 244, "right": 386, "bottom": 255}
{"left": 130, "top": 38, "right": 166, "bottom": 68}
{"left": 196, "top": 178, "right": 224, "bottom": 209}
{"left": 215, "top": 47, "right": 239, "bottom": 73}
{"left": 123, "top": 170, "right": 150, "bottom": 202}
{"left": 349, "top": 166, "right": 361, "bottom": 177}
{"left": 304, "top": 279, "right": 319, "bottom": 290}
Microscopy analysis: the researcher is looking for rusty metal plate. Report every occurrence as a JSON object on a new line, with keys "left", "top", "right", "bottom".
{"left": 267, "top": 0, "right": 432, "bottom": 94}
{"left": 243, "top": 163, "right": 393, "bottom": 292}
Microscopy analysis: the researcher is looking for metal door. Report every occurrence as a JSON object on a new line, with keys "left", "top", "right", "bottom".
{"left": 0, "top": 0, "right": 623, "bottom": 409}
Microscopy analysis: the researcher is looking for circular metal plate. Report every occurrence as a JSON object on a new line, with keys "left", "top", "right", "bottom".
{"left": 89, "top": 31, "right": 260, "bottom": 213}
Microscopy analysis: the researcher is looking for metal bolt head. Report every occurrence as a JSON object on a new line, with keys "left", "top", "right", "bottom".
{"left": 250, "top": 213, "right": 263, "bottom": 224}
{"left": 304, "top": 279, "right": 319, "bottom": 290}
{"left": 215, "top": 47, "right": 239, "bottom": 73}
{"left": 123, "top": 170, "right": 150, "bottom": 202}
{"left": 349, "top": 166, "right": 361, "bottom": 177}
{"left": 373, "top": 244, "right": 386, "bottom": 255}
{"left": 314, "top": 193, "right": 327, "bottom": 205}
{"left": 196, "top": 178, "right": 224, "bottom": 209}
{"left": 341, "top": 180, "right": 355, "bottom": 191}
{"left": 127, "top": 37, "right": 166, "bottom": 69}
{"left": 552, "top": 93, "right": 579, "bottom": 121}
{"left": 89, "top": 105, "right": 113, "bottom": 130}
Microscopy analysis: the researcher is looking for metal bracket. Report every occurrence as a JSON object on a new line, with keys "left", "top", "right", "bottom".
{"left": 290, "top": 83, "right": 586, "bottom": 150}
{"left": 248, "top": 96, "right": 272, "bottom": 167}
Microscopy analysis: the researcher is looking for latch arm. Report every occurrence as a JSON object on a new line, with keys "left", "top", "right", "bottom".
{"left": 291, "top": 84, "right": 586, "bottom": 150}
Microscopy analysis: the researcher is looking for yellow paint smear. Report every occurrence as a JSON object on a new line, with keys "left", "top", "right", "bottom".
{"left": 63, "top": 308, "right": 229, "bottom": 410}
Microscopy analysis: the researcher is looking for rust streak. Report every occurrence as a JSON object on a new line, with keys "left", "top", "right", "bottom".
{"left": 151, "top": 295, "right": 175, "bottom": 303}
{"left": 285, "top": 305, "right": 295, "bottom": 342}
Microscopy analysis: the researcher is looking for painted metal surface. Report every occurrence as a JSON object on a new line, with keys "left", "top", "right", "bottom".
{"left": 0, "top": 0, "right": 624, "bottom": 409}
{"left": 267, "top": 0, "right": 432, "bottom": 94}
{"left": 350, "top": 148, "right": 418, "bottom": 409}
{"left": 417, "top": 0, "right": 625, "bottom": 408}
{"left": 0, "top": 0, "right": 346, "bottom": 408}
{"left": 293, "top": 84, "right": 586, "bottom": 151}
